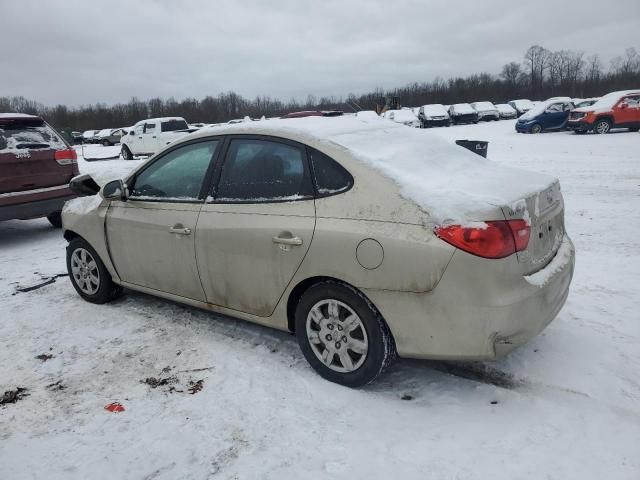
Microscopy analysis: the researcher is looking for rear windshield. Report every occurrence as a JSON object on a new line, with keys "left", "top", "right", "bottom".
{"left": 0, "top": 120, "right": 65, "bottom": 153}
{"left": 161, "top": 119, "right": 189, "bottom": 132}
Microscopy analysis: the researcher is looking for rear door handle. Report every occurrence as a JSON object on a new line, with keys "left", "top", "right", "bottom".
{"left": 169, "top": 225, "right": 191, "bottom": 235}
{"left": 272, "top": 233, "right": 303, "bottom": 246}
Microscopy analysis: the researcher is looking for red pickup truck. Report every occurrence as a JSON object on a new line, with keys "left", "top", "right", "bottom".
{"left": 567, "top": 90, "right": 640, "bottom": 134}
{"left": 0, "top": 114, "right": 78, "bottom": 227}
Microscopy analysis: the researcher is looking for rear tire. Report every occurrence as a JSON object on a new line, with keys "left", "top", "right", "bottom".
{"left": 66, "top": 237, "right": 122, "bottom": 304}
{"left": 121, "top": 145, "right": 133, "bottom": 160}
{"left": 47, "top": 211, "right": 62, "bottom": 228}
{"left": 629, "top": 127, "right": 639, "bottom": 132}
{"left": 295, "top": 281, "right": 396, "bottom": 388}
{"left": 594, "top": 119, "right": 611, "bottom": 134}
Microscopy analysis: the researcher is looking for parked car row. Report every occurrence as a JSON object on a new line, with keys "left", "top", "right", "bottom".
{"left": 79, "top": 127, "right": 131, "bottom": 146}
{"left": 517, "top": 90, "right": 640, "bottom": 134}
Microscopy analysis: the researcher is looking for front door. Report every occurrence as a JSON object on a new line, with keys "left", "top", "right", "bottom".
{"left": 106, "top": 139, "right": 221, "bottom": 301}
{"left": 543, "top": 102, "right": 568, "bottom": 129}
{"left": 196, "top": 137, "right": 316, "bottom": 317}
{"left": 615, "top": 95, "right": 640, "bottom": 127}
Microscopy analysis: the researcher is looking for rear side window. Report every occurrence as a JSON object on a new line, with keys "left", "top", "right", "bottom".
{"left": 309, "top": 149, "right": 353, "bottom": 196}
{"left": 161, "top": 119, "right": 188, "bottom": 132}
{"left": 0, "top": 120, "right": 65, "bottom": 153}
{"left": 130, "top": 140, "right": 219, "bottom": 201}
{"left": 215, "top": 139, "right": 314, "bottom": 202}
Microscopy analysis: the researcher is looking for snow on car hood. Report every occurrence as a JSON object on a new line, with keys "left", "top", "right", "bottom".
{"left": 195, "top": 116, "right": 557, "bottom": 224}
{"left": 472, "top": 102, "right": 496, "bottom": 112}
{"left": 519, "top": 100, "right": 555, "bottom": 121}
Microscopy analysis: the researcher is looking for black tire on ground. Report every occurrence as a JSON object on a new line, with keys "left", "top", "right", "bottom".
{"left": 629, "top": 127, "right": 639, "bottom": 132}
{"left": 46, "top": 211, "right": 62, "bottom": 228}
{"left": 294, "top": 281, "right": 396, "bottom": 387}
{"left": 530, "top": 123, "right": 542, "bottom": 134}
{"left": 66, "top": 237, "right": 122, "bottom": 304}
{"left": 574, "top": 129, "right": 587, "bottom": 135}
{"left": 594, "top": 118, "right": 611, "bottom": 134}
{"left": 121, "top": 145, "right": 133, "bottom": 160}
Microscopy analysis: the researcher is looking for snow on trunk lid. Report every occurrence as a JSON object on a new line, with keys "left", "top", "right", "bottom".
{"left": 503, "top": 181, "right": 565, "bottom": 275}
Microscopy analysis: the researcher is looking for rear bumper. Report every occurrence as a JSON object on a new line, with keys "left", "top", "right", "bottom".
{"left": 0, "top": 185, "right": 75, "bottom": 221}
{"left": 452, "top": 114, "right": 478, "bottom": 123}
{"left": 364, "top": 234, "right": 575, "bottom": 360}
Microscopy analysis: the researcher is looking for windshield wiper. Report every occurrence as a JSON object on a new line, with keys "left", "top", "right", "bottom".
{"left": 16, "top": 143, "right": 51, "bottom": 149}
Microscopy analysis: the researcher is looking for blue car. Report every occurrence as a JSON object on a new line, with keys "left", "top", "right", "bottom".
{"left": 515, "top": 99, "right": 575, "bottom": 133}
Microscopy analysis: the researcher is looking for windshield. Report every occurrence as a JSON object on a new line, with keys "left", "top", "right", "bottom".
{"left": 422, "top": 104, "right": 448, "bottom": 116}
{"left": 161, "top": 119, "right": 189, "bottom": 132}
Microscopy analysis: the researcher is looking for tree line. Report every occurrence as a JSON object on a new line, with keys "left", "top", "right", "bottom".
{"left": 2, "top": 45, "right": 639, "bottom": 132}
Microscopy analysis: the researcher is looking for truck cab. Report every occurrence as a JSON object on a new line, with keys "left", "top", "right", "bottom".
{"left": 120, "top": 117, "right": 191, "bottom": 159}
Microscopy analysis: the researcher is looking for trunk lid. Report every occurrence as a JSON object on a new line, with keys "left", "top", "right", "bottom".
{"left": 502, "top": 181, "right": 565, "bottom": 275}
{"left": 0, "top": 116, "right": 76, "bottom": 194}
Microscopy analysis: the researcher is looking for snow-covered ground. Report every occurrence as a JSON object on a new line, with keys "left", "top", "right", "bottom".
{"left": 1, "top": 121, "right": 639, "bottom": 479}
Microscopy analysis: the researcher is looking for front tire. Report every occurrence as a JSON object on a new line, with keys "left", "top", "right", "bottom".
{"left": 121, "top": 145, "right": 133, "bottom": 160}
{"left": 530, "top": 123, "right": 542, "bottom": 134}
{"left": 295, "top": 281, "right": 396, "bottom": 387}
{"left": 594, "top": 119, "right": 611, "bottom": 134}
{"left": 66, "top": 238, "right": 121, "bottom": 304}
{"left": 46, "top": 211, "right": 62, "bottom": 228}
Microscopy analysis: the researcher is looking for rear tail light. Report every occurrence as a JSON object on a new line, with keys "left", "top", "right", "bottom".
{"left": 55, "top": 148, "right": 77, "bottom": 165}
{"left": 435, "top": 220, "right": 530, "bottom": 259}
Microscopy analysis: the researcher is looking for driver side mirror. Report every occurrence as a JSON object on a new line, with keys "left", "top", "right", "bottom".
{"left": 102, "top": 179, "right": 128, "bottom": 201}
{"left": 129, "top": 130, "right": 135, "bottom": 135}
{"left": 619, "top": 102, "right": 628, "bottom": 110}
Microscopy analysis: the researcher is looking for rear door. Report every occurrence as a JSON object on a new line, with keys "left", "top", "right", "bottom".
{"left": 0, "top": 117, "right": 75, "bottom": 198}
{"left": 106, "top": 139, "right": 221, "bottom": 300}
{"left": 195, "top": 136, "right": 316, "bottom": 317}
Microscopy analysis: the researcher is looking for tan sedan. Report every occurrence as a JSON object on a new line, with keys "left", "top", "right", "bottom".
{"left": 63, "top": 116, "right": 575, "bottom": 387}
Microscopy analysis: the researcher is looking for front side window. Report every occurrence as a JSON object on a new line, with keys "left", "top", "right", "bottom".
{"left": 130, "top": 140, "right": 219, "bottom": 201}
{"left": 215, "top": 138, "right": 313, "bottom": 202}
{"left": 134, "top": 125, "right": 143, "bottom": 135}
{"left": 144, "top": 123, "right": 156, "bottom": 134}
{"left": 546, "top": 103, "right": 563, "bottom": 113}
{"left": 309, "top": 149, "right": 353, "bottom": 196}
{"left": 161, "top": 119, "right": 189, "bottom": 132}
{"left": 622, "top": 96, "right": 640, "bottom": 107}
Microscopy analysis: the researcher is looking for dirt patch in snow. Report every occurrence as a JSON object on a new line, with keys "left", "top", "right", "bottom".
{"left": 35, "top": 353, "right": 54, "bottom": 362}
{"left": 1, "top": 387, "right": 29, "bottom": 406}
{"left": 427, "top": 361, "right": 523, "bottom": 389}
{"left": 13, "top": 273, "right": 68, "bottom": 294}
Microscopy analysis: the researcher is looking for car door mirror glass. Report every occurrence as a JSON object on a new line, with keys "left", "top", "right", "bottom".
{"left": 102, "top": 179, "right": 127, "bottom": 201}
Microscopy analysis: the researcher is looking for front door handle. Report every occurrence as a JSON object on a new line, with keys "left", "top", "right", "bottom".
{"left": 272, "top": 232, "right": 303, "bottom": 246}
{"left": 169, "top": 224, "right": 192, "bottom": 235}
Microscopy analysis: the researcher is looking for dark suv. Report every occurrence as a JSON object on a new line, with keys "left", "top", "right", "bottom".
{"left": 0, "top": 114, "right": 78, "bottom": 227}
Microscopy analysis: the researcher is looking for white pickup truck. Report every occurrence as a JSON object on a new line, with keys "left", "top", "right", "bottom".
{"left": 120, "top": 117, "right": 193, "bottom": 159}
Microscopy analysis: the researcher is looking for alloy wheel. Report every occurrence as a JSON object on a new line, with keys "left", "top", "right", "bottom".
{"left": 595, "top": 120, "right": 610, "bottom": 134}
{"left": 305, "top": 299, "right": 369, "bottom": 373}
{"left": 70, "top": 248, "right": 100, "bottom": 295}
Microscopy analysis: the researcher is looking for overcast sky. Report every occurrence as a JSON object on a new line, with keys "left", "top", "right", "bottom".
{"left": 3, "top": 0, "right": 639, "bottom": 106}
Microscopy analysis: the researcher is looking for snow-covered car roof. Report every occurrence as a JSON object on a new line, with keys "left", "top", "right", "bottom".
{"left": 185, "top": 115, "right": 555, "bottom": 224}
{"left": 510, "top": 99, "right": 534, "bottom": 108}
{"left": 495, "top": 104, "right": 517, "bottom": 113}
{"left": 0, "top": 113, "right": 40, "bottom": 119}
{"left": 96, "top": 128, "right": 113, "bottom": 137}
{"left": 471, "top": 102, "right": 497, "bottom": 112}
{"left": 451, "top": 103, "right": 475, "bottom": 114}
{"left": 575, "top": 90, "right": 640, "bottom": 113}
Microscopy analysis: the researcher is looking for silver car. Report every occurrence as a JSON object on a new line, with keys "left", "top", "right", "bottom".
{"left": 63, "top": 116, "right": 575, "bottom": 387}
